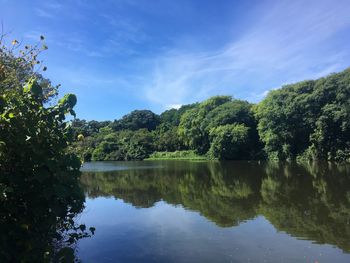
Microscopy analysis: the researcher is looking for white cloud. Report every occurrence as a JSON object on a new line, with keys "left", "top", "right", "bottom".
{"left": 167, "top": 104, "right": 182, "bottom": 110}
{"left": 141, "top": 0, "right": 350, "bottom": 108}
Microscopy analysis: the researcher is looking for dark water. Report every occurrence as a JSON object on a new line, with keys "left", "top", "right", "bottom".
{"left": 78, "top": 161, "right": 350, "bottom": 263}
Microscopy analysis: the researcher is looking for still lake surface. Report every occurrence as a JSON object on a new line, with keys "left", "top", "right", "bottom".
{"left": 78, "top": 161, "right": 350, "bottom": 263}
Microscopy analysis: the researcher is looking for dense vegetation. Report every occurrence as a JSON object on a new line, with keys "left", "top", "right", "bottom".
{"left": 255, "top": 70, "right": 350, "bottom": 162}
{"left": 0, "top": 37, "right": 93, "bottom": 261}
{"left": 71, "top": 68, "right": 350, "bottom": 162}
{"left": 70, "top": 96, "right": 262, "bottom": 161}
{"left": 148, "top": 150, "right": 206, "bottom": 160}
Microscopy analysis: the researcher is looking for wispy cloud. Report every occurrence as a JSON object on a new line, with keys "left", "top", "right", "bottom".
{"left": 141, "top": 0, "right": 350, "bottom": 108}
{"left": 95, "top": 14, "right": 148, "bottom": 56}
{"left": 37, "top": 12, "right": 147, "bottom": 58}
{"left": 8, "top": 0, "right": 350, "bottom": 119}
{"left": 44, "top": 2, "right": 62, "bottom": 10}
{"left": 34, "top": 1, "right": 62, "bottom": 18}
{"left": 35, "top": 8, "right": 54, "bottom": 18}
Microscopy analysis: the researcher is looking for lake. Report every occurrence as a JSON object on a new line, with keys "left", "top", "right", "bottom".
{"left": 77, "top": 161, "right": 350, "bottom": 263}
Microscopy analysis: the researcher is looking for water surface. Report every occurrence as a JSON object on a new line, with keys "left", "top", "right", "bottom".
{"left": 78, "top": 161, "right": 350, "bottom": 262}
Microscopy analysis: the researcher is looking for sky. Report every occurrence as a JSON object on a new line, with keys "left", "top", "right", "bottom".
{"left": 1, "top": 0, "right": 350, "bottom": 120}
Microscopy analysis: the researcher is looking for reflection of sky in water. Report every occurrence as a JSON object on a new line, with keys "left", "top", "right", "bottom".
{"left": 78, "top": 197, "right": 349, "bottom": 263}
{"left": 80, "top": 161, "right": 163, "bottom": 172}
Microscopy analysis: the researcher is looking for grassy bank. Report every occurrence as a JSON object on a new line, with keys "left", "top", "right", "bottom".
{"left": 146, "top": 150, "right": 207, "bottom": 160}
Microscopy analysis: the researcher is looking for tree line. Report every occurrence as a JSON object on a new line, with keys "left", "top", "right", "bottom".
{"left": 71, "top": 67, "right": 350, "bottom": 162}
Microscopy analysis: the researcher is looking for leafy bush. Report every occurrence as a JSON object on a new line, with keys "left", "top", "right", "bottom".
{"left": 0, "top": 38, "right": 93, "bottom": 262}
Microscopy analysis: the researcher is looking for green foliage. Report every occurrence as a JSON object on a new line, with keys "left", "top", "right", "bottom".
{"left": 203, "top": 100, "right": 255, "bottom": 130}
{"left": 152, "top": 125, "right": 186, "bottom": 152}
{"left": 178, "top": 96, "right": 261, "bottom": 155}
{"left": 147, "top": 150, "right": 206, "bottom": 160}
{"left": 255, "top": 68, "right": 350, "bottom": 161}
{"left": 0, "top": 38, "right": 92, "bottom": 262}
{"left": 72, "top": 119, "right": 110, "bottom": 136}
{"left": 70, "top": 104, "right": 197, "bottom": 161}
{"left": 71, "top": 68, "right": 350, "bottom": 162}
{"left": 160, "top": 103, "right": 198, "bottom": 126}
{"left": 208, "top": 124, "right": 251, "bottom": 160}
{"left": 90, "top": 129, "right": 155, "bottom": 161}
{"left": 111, "top": 110, "right": 160, "bottom": 131}
{"left": 0, "top": 35, "right": 57, "bottom": 101}
{"left": 178, "top": 96, "right": 232, "bottom": 153}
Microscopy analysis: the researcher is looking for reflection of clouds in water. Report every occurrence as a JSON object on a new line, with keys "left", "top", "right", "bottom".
{"left": 78, "top": 197, "right": 350, "bottom": 263}
{"left": 80, "top": 161, "right": 163, "bottom": 172}
{"left": 143, "top": 201, "right": 200, "bottom": 232}
{"left": 81, "top": 198, "right": 199, "bottom": 231}
{"left": 80, "top": 160, "right": 350, "bottom": 255}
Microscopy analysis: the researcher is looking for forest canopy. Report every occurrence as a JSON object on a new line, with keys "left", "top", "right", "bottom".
{"left": 71, "top": 67, "right": 350, "bottom": 163}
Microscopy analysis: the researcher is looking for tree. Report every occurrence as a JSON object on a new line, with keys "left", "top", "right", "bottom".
{"left": 111, "top": 110, "right": 160, "bottom": 131}
{"left": 255, "top": 68, "right": 350, "bottom": 161}
{"left": 178, "top": 96, "right": 260, "bottom": 157}
{"left": 203, "top": 100, "right": 255, "bottom": 130}
{"left": 71, "top": 68, "right": 350, "bottom": 162}
{"left": 153, "top": 125, "right": 186, "bottom": 152}
{"left": 160, "top": 103, "right": 198, "bottom": 127}
{"left": 178, "top": 96, "right": 232, "bottom": 154}
{"left": 91, "top": 129, "right": 155, "bottom": 161}
{"left": 71, "top": 119, "right": 111, "bottom": 137}
{"left": 208, "top": 124, "right": 251, "bottom": 160}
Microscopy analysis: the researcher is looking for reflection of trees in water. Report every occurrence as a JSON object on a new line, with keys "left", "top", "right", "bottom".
{"left": 81, "top": 162, "right": 262, "bottom": 227}
{"left": 0, "top": 169, "right": 92, "bottom": 262}
{"left": 81, "top": 161, "right": 350, "bottom": 252}
{"left": 260, "top": 162, "right": 350, "bottom": 253}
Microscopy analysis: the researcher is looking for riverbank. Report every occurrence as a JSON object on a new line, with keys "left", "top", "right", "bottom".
{"left": 146, "top": 150, "right": 207, "bottom": 160}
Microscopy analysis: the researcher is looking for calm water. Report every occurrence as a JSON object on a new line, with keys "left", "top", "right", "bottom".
{"left": 78, "top": 161, "right": 350, "bottom": 263}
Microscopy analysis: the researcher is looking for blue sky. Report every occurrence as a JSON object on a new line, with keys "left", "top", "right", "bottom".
{"left": 1, "top": 0, "right": 350, "bottom": 120}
